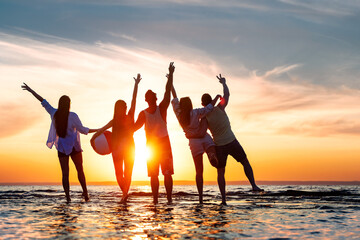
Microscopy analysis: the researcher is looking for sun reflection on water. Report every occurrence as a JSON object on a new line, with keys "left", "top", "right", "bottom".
{"left": 1, "top": 185, "right": 359, "bottom": 239}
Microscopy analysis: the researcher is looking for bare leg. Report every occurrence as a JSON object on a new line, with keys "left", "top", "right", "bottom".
{"left": 122, "top": 146, "right": 135, "bottom": 202}
{"left": 164, "top": 174, "right": 173, "bottom": 204}
{"left": 71, "top": 152, "right": 89, "bottom": 201}
{"left": 58, "top": 156, "right": 71, "bottom": 202}
{"left": 217, "top": 167, "right": 226, "bottom": 205}
{"left": 193, "top": 154, "right": 204, "bottom": 204}
{"left": 150, "top": 176, "right": 159, "bottom": 204}
{"left": 206, "top": 146, "right": 218, "bottom": 168}
{"left": 112, "top": 151, "right": 126, "bottom": 194}
{"left": 241, "top": 158, "right": 263, "bottom": 191}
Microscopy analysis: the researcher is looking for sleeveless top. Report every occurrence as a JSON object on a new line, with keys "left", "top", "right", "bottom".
{"left": 205, "top": 106, "right": 236, "bottom": 146}
{"left": 144, "top": 107, "right": 168, "bottom": 140}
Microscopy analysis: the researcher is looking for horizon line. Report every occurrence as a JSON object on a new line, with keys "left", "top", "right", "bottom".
{"left": 1, "top": 180, "right": 359, "bottom": 186}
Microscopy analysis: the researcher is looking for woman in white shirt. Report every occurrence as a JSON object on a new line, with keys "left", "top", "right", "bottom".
{"left": 22, "top": 83, "right": 97, "bottom": 203}
{"left": 171, "top": 83, "right": 220, "bottom": 204}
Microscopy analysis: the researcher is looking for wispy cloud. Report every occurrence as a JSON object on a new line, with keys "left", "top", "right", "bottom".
{"left": 278, "top": 0, "right": 359, "bottom": 17}
{"left": 277, "top": 117, "right": 360, "bottom": 137}
{"left": 255, "top": 64, "right": 302, "bottom": 78}
{"left": 1, "top": 31, "right": 360, "bottom": 140}
{"left": 226, "top": 67, "right": 360, "bottom": 137}
{"left": 108, "top": 32, "right": 137, "bottom": 42}
{"left": 0, "top": 103, "right": 41, "bottom": 138}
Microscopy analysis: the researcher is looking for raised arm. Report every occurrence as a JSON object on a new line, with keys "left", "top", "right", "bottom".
{"left": 217, "top": 74, "right": 229, "bottom": 110}
{"left": 171, "top": 77, "right": 177, "bottom": 99}
{"left": 21, "top": 83, "right": 44, "bottom": 102}
{"left": 128, "top": 73, "right": 142, "bottom": 119}
{"left": 159, "top": 62, "right": 175, "bottom": 111}
{"left": 211, "top": 94, "right": 221, "bottom": 106}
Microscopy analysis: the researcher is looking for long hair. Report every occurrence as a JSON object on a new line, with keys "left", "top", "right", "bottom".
{"left": 54, "top": 95, "right": 71, "bottom": 138}
{"left": 112, "top": 100, "right": 127, "bottom": 140}
{"left": 179, "top": 97, "right": 193, "bottom": 128}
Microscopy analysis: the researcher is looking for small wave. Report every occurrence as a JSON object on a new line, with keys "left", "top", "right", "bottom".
{"left": 267, "top": 190, "right": 357, "bottom": 197}
{"left": 33, "top": 189, "right": 59, "bottom": 193}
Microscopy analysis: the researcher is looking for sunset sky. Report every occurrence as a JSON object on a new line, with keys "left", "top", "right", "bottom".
{"left": 1, "top": 0, "right": 359, "bottom": 184}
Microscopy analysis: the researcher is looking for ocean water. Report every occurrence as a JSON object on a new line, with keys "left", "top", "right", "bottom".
{"left": 0, "top": 185, "right": 359, "bottom": 239}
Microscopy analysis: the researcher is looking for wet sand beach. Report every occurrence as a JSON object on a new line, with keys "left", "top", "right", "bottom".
{"left": 1, "top": 185, "right": 359, "bottom": 239}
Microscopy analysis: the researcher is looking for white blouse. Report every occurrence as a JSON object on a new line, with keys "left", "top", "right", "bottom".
{"left": 41, "top": 99, "right": 89, "bottom": 155}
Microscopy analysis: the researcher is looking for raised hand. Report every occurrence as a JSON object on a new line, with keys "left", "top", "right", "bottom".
{"left": 134, "top": 73, "right": 142, "bottom": 84}
{"left": 21, "top": 83, "right": 44, "bottom": 102}
{"left": 168, "top": 62, "right": 175, "bottom": 74}
{"left": 21, "top": 83, "right": 32, "bottom": 92}
{"left": 216, "top": 74, "right": 226, "bottom": 84}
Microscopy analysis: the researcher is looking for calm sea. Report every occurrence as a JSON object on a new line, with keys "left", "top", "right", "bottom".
{"left": 1, "top": 185, "right": 359, "bottom": 239}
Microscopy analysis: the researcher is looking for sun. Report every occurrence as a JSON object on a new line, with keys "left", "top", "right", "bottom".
{"left": 132, "top": 131, "right": 151, "bottom": 180}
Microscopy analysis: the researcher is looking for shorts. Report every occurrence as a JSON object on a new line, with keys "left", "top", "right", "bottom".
{"left": 216, "top": 139, "right": 248, "bottom": 169}
{"left": 146, "top": 136, "right": 174, "bottom": 177}
{"left": 58, "top": 147, "right": 81, "bottom": 158}
{"left": 188, "top": 133, "right": 215, "bottom": 158}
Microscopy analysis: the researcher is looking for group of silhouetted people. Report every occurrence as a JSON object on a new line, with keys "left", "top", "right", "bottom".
{"left": 22, "top": 62, "right": 263, "bottom": 205}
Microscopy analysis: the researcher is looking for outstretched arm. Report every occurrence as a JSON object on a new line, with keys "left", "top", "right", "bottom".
{"left": 90, "top": 120, "right": 113, "bottom": 145}
{"left": 159, "top": 62, "right": 175, "bottom": 111}
{"left": 133, "top": 111, "right": 146, "bottom": 132}
{"left": 21, "top": 83, "right": 44, "bottom": 102}
{"left": 128, "top": 73, "right": 142, "bottom": 119}
{"left": 217, "top": 74, "right": 229, "bottom": 110}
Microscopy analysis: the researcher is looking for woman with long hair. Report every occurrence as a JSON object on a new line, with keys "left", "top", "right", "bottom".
{"left": 171, "top": 81, "right": 220, "bottom": 204}
{"left": 21, "top": 83, "right": 97, "bottom": 203}
{"left": 91, "top": 74, "right": 141, "bottom": 203}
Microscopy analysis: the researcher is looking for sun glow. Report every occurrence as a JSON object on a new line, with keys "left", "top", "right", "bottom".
{"left": 132, "top": 131, "right": 151, "bottom": 180}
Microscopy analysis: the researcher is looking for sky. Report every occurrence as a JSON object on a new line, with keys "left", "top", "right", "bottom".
{"left": 0, "top": 0, "right": 360, "bottom": 183}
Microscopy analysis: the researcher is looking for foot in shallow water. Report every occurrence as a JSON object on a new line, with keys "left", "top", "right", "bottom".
{"left": 66, "top": 196, "right": 71, "bottom": 203}
{"left": 252, "top": 186, "right": 264, "bottom": 192}
{"left": 82, "top": 192, "right": 90, "bottom": 202}
{"left": 220, "top": 201, "right": 227, "bottom": 206}
{"left": 120, "top": 194, "right": 128, "bottom": 204}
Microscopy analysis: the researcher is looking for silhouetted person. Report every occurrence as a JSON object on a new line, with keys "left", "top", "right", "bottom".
{"left": 201, "top": 74, "right": 263, "bottom": 205}
{"left": 21, "top": 83, "right": 97, "bottom": 203}
{"left": 171, "top": 82, "right": 220, "bottom": 204}
{"left": 133, "top": 62, "right": 175, "bottom": 204}
{"left": 91, "top": 74, "right": 141, "bottom": 203}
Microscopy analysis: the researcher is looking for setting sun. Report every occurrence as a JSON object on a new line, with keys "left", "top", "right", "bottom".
{"left": 134, "top": 132, "right": 152, "bottom": 164}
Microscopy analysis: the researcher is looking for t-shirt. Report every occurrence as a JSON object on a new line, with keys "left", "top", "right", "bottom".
{"left": 205, "top": 106, "right": 236, "bottom": 146}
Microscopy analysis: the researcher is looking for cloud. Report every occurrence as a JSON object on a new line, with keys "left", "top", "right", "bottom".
{"left": 1, "top": 31, "right": 360, "bottom": 139}
{"left": 261, "top": 64, "right": 302, "bottom": 78}
{"left": 0, "top": 103, "right": 42, "bottom": 138}
{"left": 278, "top": 0, "right": 359, "bottom": 17}
{"left": 226, "top": 66, "right": 360, "bottom": 137}
{"left": 108, "top": 32, "right": 137, "bottom": 42}
{"left": 277, "top": 117, "right": 360, "bottom": 137}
